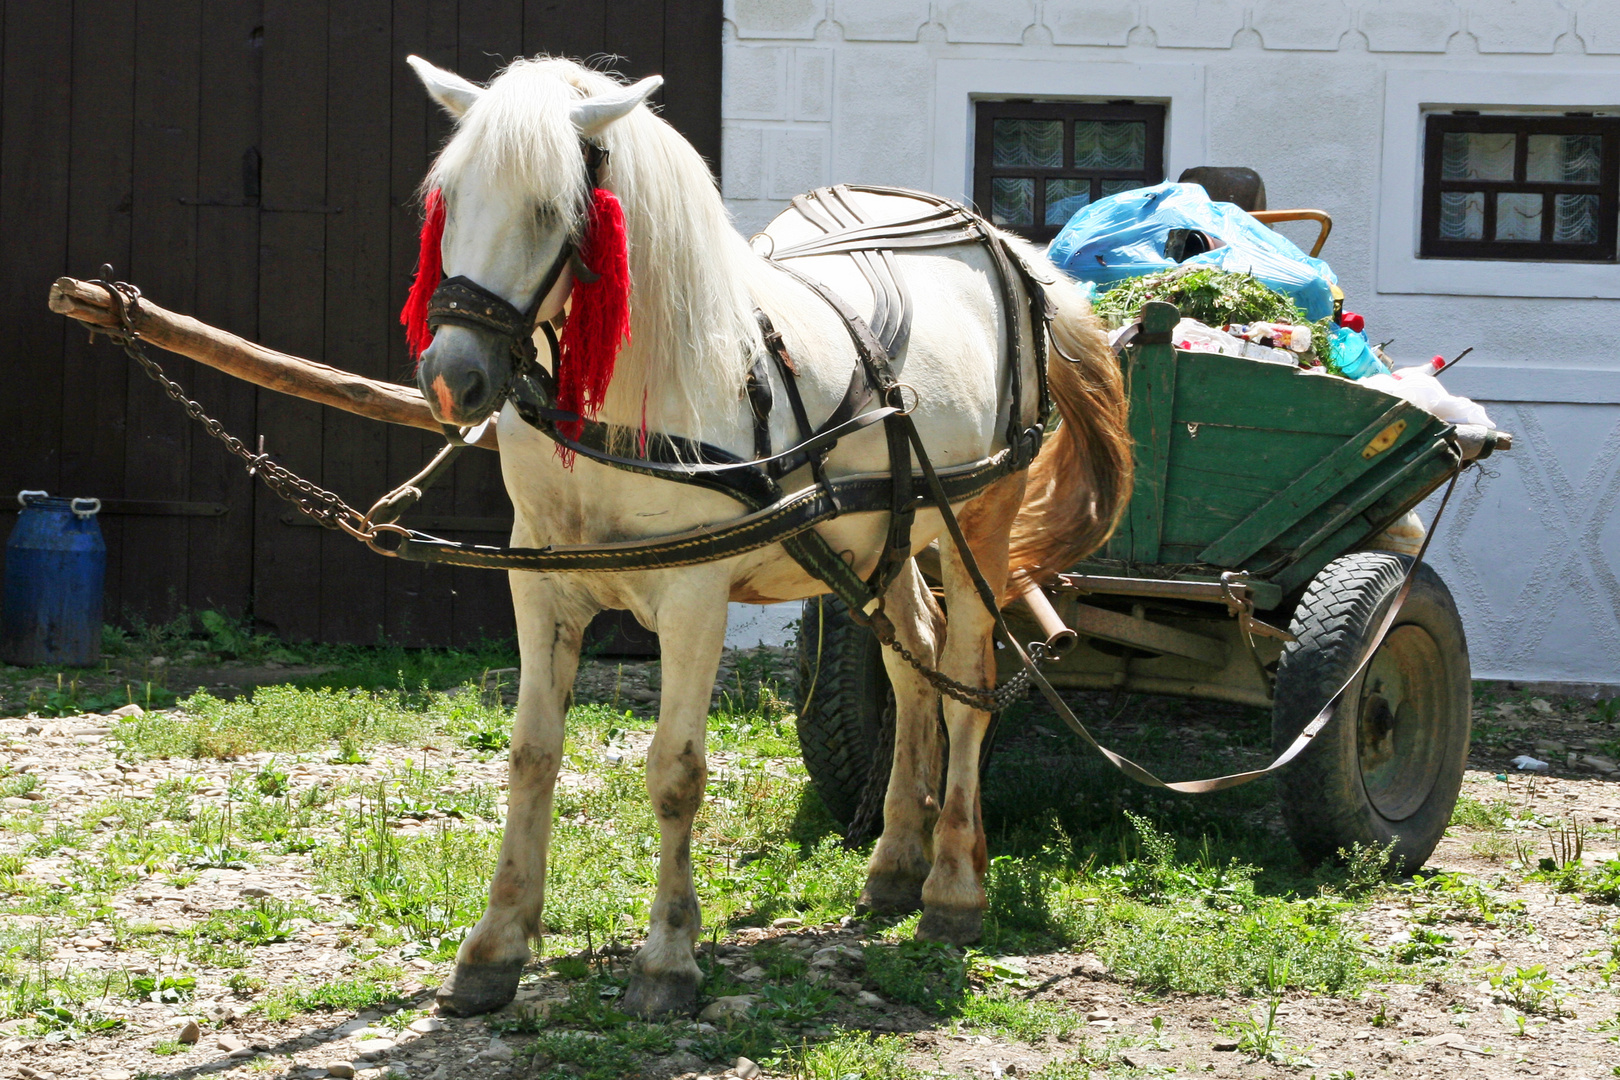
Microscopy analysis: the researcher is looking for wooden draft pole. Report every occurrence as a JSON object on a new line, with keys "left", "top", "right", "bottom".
{"left": 47, "top": 276, "right": 497, "bottom": 450}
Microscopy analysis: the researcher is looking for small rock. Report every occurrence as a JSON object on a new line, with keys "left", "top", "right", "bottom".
{"left": 325, "top": 1064, "right": 357, "bottom": 1079}
{"left": 480, "top": 1036, "right": 514, "bottom": 1062}
{"left": 109, "top": 703, "right": 145, "bottom": 718}
{"left": 99, "top": 1070, "right": 134, "bottom": 1080}
{"left": 734, "top": 1056, "right": 761, "bottom": 1080}
{"left": 408, "top": 1017, "right": 445, "bottom": 1034}
{"left": 240, "top": 885, "right": 272, "bottom": 898}
{"left": 771, "top": 917, "right": 803, "bottom": 929}
{"left": 1003, "top": 1065, "right": 1018, "bottom": 1077}
{"left": 355, "top": 1038, "right": 395, "bottom": 1058}
{"left": 1213, "top": 1040, "right": 1240, "bottom": 1052}
{"left": 735, "top": 965, "right": 767, "bottom": 983}
{"left": 176, "top": 1018, "right": 202, "bottom": 1043}
{"left": 334, "top": 1017, "right": 373, "bottom": 1037}
{"left": 228, "top": 1047, "right": 257, "bottom": 1059}
{"left": 856, "top": 991, "right": 885, "bottom": 1008}
{"left": 216, "top": 1034, "right": 247, "bottom": 1053}
{"left": 698, "top": 995, "right": 757, "bottom": 1023}
{"left": 659, "top": 1052, "right": 705, "bottom": 1075}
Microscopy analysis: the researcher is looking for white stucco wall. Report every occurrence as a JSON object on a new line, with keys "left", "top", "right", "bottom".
{"left": 719, "top": 0, "right": 1620, "bottom": 685}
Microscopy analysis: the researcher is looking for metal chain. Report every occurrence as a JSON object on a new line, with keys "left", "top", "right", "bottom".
{"left": 89, "top": 273, "right": 379, "bottom": 545}
{"left": 881, "top": 635, "right": 1033, "bottom": 712}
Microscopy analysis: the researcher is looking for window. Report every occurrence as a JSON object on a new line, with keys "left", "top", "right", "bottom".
{"left": 1420, "top": 112, "right": 1620, "bottom": 262}
{"left": 973, "top": 101, "right": 1166, "bottom": 243}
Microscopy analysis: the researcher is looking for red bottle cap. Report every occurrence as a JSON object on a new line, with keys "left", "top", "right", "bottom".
{"left": 1339, "top": 311, "right": 1365, "bottom": 333}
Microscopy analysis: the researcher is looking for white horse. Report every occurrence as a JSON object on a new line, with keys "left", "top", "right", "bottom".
{"left": 405, "top": 54, "right": 1130, "bottom": 1018}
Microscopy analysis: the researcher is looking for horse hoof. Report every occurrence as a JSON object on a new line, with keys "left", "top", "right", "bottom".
{"left": 915, "top": 905, "right": 983, "bottom": 945}
{"left": 622, "top": 969, "right": 701, "bottom": 1019}
{"left": 856, "top": 871, "right": 926, "bottom": 916}
{"left": 434, "top": 958, "right": 525, "bottom": 1016}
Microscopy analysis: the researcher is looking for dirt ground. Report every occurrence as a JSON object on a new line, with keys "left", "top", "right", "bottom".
{"left": 0, "top": 653, "right": 1617, "bottom": 1080}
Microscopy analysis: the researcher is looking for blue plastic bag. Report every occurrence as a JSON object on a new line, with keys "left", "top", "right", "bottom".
{"left": 1047, "top": 182, "right": 1339, "bottom": 321}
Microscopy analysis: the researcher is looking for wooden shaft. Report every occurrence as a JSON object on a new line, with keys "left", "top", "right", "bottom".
{"left": 1015, "top": 577, "right": 1079, "bottom": 656}
{"left": 47, "top": 275, "right": 497, "bottom": 450}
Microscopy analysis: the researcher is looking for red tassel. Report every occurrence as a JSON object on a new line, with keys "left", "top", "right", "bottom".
{"left": 555, "top": 187, "right": 632, "bottom": 464}
{"left": 402, "top": 188, "right": 446, "bottom": 363}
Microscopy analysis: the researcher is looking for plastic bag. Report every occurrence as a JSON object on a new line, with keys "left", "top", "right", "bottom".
{"left": 1047, "top": 182, "right": 1339, "bottom": 321}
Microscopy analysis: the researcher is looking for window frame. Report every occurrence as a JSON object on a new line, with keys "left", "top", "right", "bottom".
{"left": 972, "top": 100, "right": 1166, "bottom": 243}
{"left": 1419, "top": 112, "right": 1620, "bottom": 263}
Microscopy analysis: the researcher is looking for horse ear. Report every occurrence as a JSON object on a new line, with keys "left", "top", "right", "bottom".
{"left": 407, "top": 55, "right": 483, "bottom": 118}
{"left": 569, "top": 75, "right": 664, "bottom": 136}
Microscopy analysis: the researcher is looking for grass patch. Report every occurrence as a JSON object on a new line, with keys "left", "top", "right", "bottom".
{"left": 956, "top": 991, "right": 1080, "bottom": 1042}
{"left": 783, "top": 1030, "right": 919, "bottom": 1080}
{"left": 256, "top": 968, "right": 406, "bottom": 1021}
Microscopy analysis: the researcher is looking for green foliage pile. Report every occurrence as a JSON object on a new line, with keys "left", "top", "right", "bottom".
{"left": 1091, "top": 267, "right": 1339, "bottom": 371}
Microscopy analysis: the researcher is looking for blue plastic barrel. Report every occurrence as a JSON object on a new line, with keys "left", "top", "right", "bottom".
{"left": 1, "top": 491, "right": 106, "bottom": 667}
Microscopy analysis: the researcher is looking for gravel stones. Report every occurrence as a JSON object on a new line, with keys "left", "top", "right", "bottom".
{"left": 323, "top": 1062, "right": 357, "bottom": 1078}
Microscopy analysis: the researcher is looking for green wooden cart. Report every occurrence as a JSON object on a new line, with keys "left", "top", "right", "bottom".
{"left": 795, "top": 298, "right": 1511, "bottom": 871}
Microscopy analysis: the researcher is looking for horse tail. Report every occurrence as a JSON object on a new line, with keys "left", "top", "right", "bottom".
{"left": 1006, "top": 272, "right": 1133, "bottom": 589}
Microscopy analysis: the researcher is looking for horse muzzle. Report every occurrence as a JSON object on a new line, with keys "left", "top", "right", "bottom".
{"left": 418, "top": 327, "right": 507, "bottom": 425}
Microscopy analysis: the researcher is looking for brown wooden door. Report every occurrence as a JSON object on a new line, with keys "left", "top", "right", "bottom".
{"left": 0, "top": 0, "right": 720, "bottom": 647}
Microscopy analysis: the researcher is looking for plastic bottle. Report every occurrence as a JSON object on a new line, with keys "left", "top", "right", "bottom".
{"left": 1329, "top": 325, "right": 1390, "bottom": 380}
{"left": 1391, "top": 355, "right": 1446, "bottom": 380}
{"left": 1226, "top": 321, "right": 1313, "bottom": 353}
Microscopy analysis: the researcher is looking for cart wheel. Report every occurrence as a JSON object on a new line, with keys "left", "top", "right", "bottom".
{"left": 1272, "top": 552, "right": 1471, "bottom": 873}
{"left": 795, "top": 596, "right": 893, "bottom": 827}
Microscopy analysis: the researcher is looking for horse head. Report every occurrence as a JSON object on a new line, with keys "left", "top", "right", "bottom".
{"left": 406, "top": 55, "right": 660, "bottom": 427}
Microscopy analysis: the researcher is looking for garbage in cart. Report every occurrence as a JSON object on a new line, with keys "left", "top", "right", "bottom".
{"left": 1055, "top": 187, "right": 1494, "bottom": 431}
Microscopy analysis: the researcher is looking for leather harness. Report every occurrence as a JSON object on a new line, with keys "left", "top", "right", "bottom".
{"left": 377, "top": 183, "right": 1057, "bottom": 632}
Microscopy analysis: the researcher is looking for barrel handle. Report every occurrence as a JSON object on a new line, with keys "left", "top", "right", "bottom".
{"left": 16, "top": 489, "right": 47, "bottom": 508}
{"left": 71, "top": 498, "right": 102, "bottom": 519}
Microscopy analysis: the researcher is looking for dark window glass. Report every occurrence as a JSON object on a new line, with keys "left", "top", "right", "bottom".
{"left": 1421, "top": 113, "right": 1619, "bottom": 262}
{"left": 974, "top": 101, "right": 1166, "bottom": 243}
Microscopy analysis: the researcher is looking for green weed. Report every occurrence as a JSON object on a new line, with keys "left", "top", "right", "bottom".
{"left": 783, "top": 1030, "right": 919, "bottom": 1080}
{"left": 256, "top": 968, "right": 406, "bottom": 1021}
{"left": 956, "top": 992, "right": 1079, "bottom": 1042}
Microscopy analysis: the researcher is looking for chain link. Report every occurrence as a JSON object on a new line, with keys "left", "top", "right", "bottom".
{"left": 881, "top": 635, "right": 1033, "bottom": 712}
{"left": 89, "top": 274, "right": 378, "bottom": 544}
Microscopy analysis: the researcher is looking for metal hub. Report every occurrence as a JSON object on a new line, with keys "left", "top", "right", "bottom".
{"left": 1356, "top": 625, "right": 1445, "bottom": 821}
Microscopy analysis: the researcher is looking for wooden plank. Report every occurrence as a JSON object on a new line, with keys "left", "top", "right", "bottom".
{"left": 254, "top": 0, "right": 329, "bottom": 642}
{"left": 1066, "top": 601, "right": 1228, "bottom": 668}
{"left": 660, "top": 0, "right": 722, "bottom": 169}
{"left": 61, "top": 0, "right": 137, "bottom": 623}
{"left": 458, "top": 0, "right": 523, "bottom": 81}
{"left": 451, "top": 0, "right": 524, "bottom": 646}
{"left": 320, "top": 0, "right": 394, "bottom": 644}
{"left": 125, "top": 0, "right": 202, "bottom": 626}
{"left": 386, "top": 0, "right": 448, "bottom": 648}
{"left": 0, "top": 1, "right": 73, "bottom": 604}
{"left": 523, "top": 0, "right": 605, "bottom": 60}
{"left": 1124, "top": 301, "right": 1179, "bottom": 564}
{"left": 1196, "top": 402, "right": 1424, "bottom": 568}
{"left": 607, "top": 0, "right": 665, "bottom": 88}
{"left": 189, "top": 0, "right": 264, "bottom": 619}
{"left": 1171, "top": 352, "right": 1392, "bottom": 436}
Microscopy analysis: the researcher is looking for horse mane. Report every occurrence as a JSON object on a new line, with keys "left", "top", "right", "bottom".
{"left": 426, "top": 57, "right": 760, "bottom": 439}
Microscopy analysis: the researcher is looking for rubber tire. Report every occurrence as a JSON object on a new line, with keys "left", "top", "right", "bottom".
{"left": 795, "top": 596, "right": 893, "bottom": 827}
{"left": 1272, "top": 552, "right": 1471, "bottom": 872}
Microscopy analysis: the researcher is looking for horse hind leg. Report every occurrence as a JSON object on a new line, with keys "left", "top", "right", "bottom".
{"left": 622, "top": 579, "right": 729, "bottom": 1019}
{"left": 858, "top": 560, "right": 945, "bottom": 916}
{"left": 437, "top": 576, "right": 594, "bottom": 1016}
{"left": 916, "top": 474, "right": 1025, "bottom": 946}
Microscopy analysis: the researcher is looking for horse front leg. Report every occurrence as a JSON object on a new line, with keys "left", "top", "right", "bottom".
{"left": 622, "top": 576, "right": 729, "bottom": 1018}
{"left": 859, "top": 560, "right": 945, "bottom": 916}
{"left": 436, "top": 574, "right": 596, "bottom": 1016}
{"left": 917, "top": 475, "right": 1025, "bottom": 945}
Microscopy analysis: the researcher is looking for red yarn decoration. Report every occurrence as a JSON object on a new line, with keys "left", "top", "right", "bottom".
{"left": 402, "top": 188, "right": 446, "bottom": 363}
{"left": 554, "top": 187, "right": 632, "bottom": 463}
